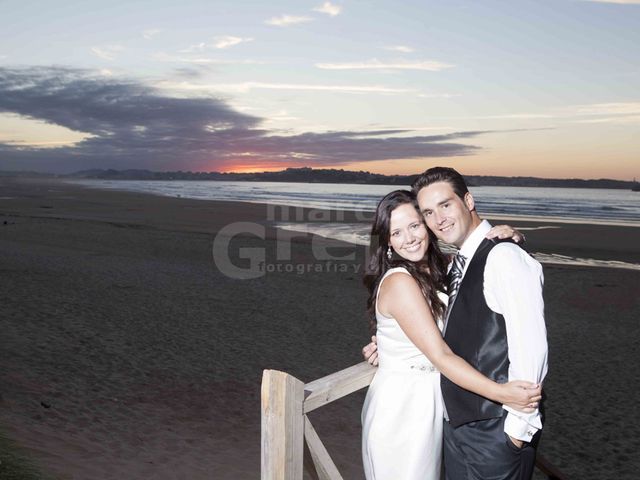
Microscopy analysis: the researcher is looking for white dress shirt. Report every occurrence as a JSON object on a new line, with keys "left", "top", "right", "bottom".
{"left": 455, "top": 220, "right": 548, "bottom": 442}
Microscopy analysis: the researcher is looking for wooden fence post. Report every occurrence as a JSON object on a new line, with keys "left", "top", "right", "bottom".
{"left": 261, "top": 369, "right": 305, "bottom": 480}
{"left": 261, "top": 363, "right": 567, "bottom": 480}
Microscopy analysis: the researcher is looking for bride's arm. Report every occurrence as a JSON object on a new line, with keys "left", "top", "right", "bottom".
{"left": 379, "top": 273, "right": 541, "bottom": 409}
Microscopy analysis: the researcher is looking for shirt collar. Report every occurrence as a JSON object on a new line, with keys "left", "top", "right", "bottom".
{"left": 458, "top": 219, "right": 492, "bottom": 260}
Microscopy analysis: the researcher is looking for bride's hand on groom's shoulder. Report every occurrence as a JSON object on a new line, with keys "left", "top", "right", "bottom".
{"left": 486, "top": 225, "right": 526, "bottom": 244}
{"left": 362, "top": 336, "right": 379, "bottom": 366}
{"left": 499, "top": 380, "right": 542, "bottom": 413}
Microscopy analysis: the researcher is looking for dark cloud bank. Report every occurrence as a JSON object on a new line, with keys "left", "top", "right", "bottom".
{"left": 0, "top": 66, "right": 484, "bottom": 173}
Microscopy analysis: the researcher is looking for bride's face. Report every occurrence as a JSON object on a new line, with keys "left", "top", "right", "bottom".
{"left": 388, "top": 203, "right": 429, "bottom": 262}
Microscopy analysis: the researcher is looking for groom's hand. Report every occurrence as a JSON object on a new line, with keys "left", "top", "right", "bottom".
{"left": 362, "top": 336, "right": 379, "bottom": 366}
{"left": 508, "top": 435, "right": 525, "bottom": 449}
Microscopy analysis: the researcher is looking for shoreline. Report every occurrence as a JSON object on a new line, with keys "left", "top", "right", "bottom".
{"left": 4, "top": 176, "right": 640, "bottom": 266}
{"left": 1, "top": 176, "right": 639, "bottom": 479}
{"left": 62, "top": 178, "right": 640, "bottom": 228}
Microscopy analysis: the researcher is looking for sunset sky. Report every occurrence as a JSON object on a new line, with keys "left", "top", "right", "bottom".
{"left": 0, "top": 0, "right": 638, "bottom": 179}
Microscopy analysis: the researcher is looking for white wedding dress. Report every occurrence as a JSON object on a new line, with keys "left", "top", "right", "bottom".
{"left": 362, "top": 267, "right": 447, "bottom": 480}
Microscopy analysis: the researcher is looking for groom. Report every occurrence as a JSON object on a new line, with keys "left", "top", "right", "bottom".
{"left": 415, "top": 166, "right": 547, "bottom": 480}
{"left": 364, "top": 167, "right": 548, "bottom": 479}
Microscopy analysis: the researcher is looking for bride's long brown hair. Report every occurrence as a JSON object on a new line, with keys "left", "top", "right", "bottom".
{"left": 363, "top": 190, "right": 448, "bottom": 334}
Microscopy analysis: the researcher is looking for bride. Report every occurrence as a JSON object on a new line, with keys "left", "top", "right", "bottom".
{"left": 361, "top": 190, "right": 540, "bottom": 480}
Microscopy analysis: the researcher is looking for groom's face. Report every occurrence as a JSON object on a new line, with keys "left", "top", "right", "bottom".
{"left": 416, "top": 181, "right": 475, "bottom": 248}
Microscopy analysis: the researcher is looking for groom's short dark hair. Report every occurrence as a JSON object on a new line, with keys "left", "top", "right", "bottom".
{"left": 411, "top": 166, "right": 469, "bottom": 200}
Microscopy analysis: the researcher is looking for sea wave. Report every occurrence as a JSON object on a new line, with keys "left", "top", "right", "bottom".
{"left": 276, "top": 222, "right": 639, "bottom": 271}
{"left": 69, "top": 179, "right": 640, "bottom": 226}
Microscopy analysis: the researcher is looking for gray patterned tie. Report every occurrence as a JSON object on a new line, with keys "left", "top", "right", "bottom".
{"left": 443, "top": 253, "right": 466, "bottom": 332}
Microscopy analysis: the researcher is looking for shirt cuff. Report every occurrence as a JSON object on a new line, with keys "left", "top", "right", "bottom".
{"left": 503, "top": 409, "right": 540, "bottom": 442}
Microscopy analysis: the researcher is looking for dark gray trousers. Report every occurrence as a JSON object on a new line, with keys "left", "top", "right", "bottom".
{"left": 443, "top": 413, "right": 539, "bottom": 480}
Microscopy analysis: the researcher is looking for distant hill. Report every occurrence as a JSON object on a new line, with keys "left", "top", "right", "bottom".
{"left": 2, "top": 167, "right": 637, "bottom": 190}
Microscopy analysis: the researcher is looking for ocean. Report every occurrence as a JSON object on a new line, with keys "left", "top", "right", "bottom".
{"left": 69, "top": 179, "right": 640, "bottom": 270}
{"left": 70, "top": 180, "right": 640, "bottom": 225}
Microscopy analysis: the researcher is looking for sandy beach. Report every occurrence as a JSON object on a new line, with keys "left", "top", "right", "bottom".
{"left": 1, "top": 176, "right": 639, "bottom": 479}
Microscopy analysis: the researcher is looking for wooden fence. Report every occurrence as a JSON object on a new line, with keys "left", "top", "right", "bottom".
{"left": 261, "top": 362, "right": 567, "bottom": 480}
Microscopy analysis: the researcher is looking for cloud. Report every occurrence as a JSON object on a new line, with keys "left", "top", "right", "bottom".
{"left": 438, "top": 102, "right": 640, "bottom": 125}
{"left": 573, "top": 102, "right": 640, "bottom": 115}
{"left": 316, "top": 59, "right": 454, "bottom": 71}
{"left": 213, "top": 36, "right": 254, "bottom": 49}
{"left": 143, "top": 29, "right": 161, "bottom": 40}
{"left": 0, "top": 66, "right": 258, "bottom": 171}
{"left": 152, "top": 52, "right": 265, "bottom": 65}
{"left": 179, "top": 42, "right": 207, "bottom": 53}
{"left": 266, "top": 110, "right": 300, "bottom": 122}
{"left": 180, "top": 36, "right": 253, "bottom": 52}
{"left": 571, "top": 102, "right": 640, "bottom": 124}
{"left": 171, "top": 66, "right": 208, "bottom": 79}
{"left": 265, "top": 14, "right": 313, "bottom": 27}
{"left": 313, "top": 2, "right": 342, "bottom": 16}
{"left": 418, "top": 93, "right": 461, "bottom": 99}
{"left": 472, "top": 113, "right": 555, "bottom": 120}
{"left": 383, "top": 45, "right": 415, "bottom": 53}
{"left": 90, "top": 45, "right": 125, "bottom": 61}
{"left": 0, "top": 66, "right": 490, "bottom": 173}
{"left": 577, "top": 115, "right": 640, "bottom": 124}
{"left": 156, "top": 80, "right": 415, "bottom": 94}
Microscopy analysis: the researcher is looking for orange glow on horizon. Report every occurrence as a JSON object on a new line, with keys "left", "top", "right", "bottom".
{"left": 216, "top": 152, "right": 637, "bottom": 181}
{"left": 219, "top": 163, "right": 289, "bottom": 174}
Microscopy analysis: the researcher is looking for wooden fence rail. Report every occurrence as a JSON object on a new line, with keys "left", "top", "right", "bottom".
{"left": 261, "top": 362, "right": 567, "bottom": 480}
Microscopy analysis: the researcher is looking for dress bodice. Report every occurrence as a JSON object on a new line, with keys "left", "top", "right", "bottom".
{"left": 375, "top": 267, "right": 448, "bottom": 371}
